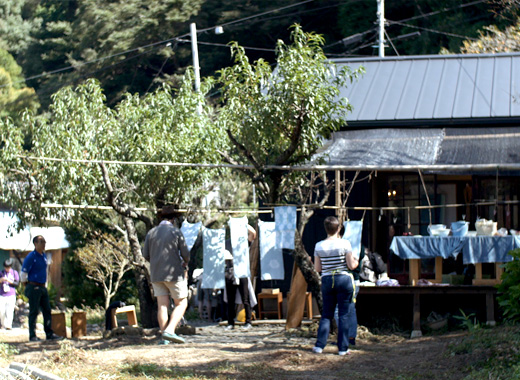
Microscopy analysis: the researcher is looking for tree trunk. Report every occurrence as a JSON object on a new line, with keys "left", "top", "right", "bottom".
{"left": 293, "top": 231, "right": 322, "bottom": 313}
{"left": 294, "top": 206, "right": 323, "bottom": 313}
{"left": 123, "top": 217, "right": 158, "bottom": 328}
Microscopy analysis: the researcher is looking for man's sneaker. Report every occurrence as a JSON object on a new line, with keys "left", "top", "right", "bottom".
{"left": 29, "top": 336, "right": 41, "bottom": 342}
{"left": 242, "top": 323, "right": 252, "bottom": 330}
{"left": 312, "top": 347, "right": 323, "bottom": 354}
{"left": 162, "top": 331, "right": 185, "bottom": 344}
{"left": 338, "top": 350, "right": 351, "bottom": 356}
{"left": 47, "top": 334, "right": 64, "bottom": 341}
{"left": 225, "top": 324, "right": 234, "bottom": 331}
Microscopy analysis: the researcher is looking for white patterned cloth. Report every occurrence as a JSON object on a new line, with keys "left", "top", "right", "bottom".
{"left": 342, "top": 220, "right": 363, "bottom": 259}
{"left": 275, "top": 206, "right": 297, "bottom": 249}
{"left": 201, "top": 228, "right": 226, "bottom": 289}
{"left": 181, "top": 221, "right": 202, "bottom": 251}
{"left": 228, "top": 216, "right": 251, "bottom": 279}
{"left": 259, "top": 221, "right": 285, "bottom": 280}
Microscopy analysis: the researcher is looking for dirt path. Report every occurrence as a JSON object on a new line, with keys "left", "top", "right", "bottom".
{"left": 0, "top": 322, "right": 472, "bottom": 380}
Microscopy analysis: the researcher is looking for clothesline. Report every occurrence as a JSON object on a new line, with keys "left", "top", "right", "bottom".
{"left": 15, "top": 155, "right": 520, "bottom": 172}
{"left": 40, "top": 199, "right": 519, "bottom": 214}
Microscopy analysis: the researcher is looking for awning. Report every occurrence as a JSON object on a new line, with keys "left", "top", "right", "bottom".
{"left": 312, "top": 127, "right": 520, "bottom": 172}
{"left": 0, "top": 212, "right": 69, "bottom": 251}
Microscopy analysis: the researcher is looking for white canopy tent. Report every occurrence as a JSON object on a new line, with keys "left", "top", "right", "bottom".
{"left": 0, "top": 212, "right": 69, "bottom": 252}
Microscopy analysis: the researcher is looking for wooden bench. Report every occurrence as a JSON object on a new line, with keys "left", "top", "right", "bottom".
{"left": 110, "top": 305, "right": 138, "bottom": 328}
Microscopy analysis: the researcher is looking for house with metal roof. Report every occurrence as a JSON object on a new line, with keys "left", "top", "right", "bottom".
{"left": 312, "top": 52, "right": 520, "bottom": 283}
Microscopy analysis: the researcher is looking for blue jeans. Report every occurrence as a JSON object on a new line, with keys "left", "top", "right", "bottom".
{"left": 315, "top": 274, "right": 353, "bottom": 352}
{"left": 335, "top": 280, "right": 360, "bottom": 340}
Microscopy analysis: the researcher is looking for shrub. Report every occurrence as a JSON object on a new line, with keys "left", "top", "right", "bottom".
{"left": 497, "top": 248, "right": 520, "bottom": 323}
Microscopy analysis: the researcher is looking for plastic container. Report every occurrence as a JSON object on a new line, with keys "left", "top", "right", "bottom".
{"left": 475, "top": 219, "right": 497, "bottom": 236}
{"left": 428, "top": 224, "right": 447, "bottom": 236}
{"left": 451, "top": 221, "right": 469, "bottom": 237}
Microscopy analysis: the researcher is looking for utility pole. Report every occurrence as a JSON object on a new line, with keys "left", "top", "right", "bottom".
{"left": 377, "top": 0, "right": 385, "bottom": 57}
{"left": 190, "top": 23, "right": 202, "bottom": 114}
{"left": 190, "top": 23, "right": 201, "bottom": 92}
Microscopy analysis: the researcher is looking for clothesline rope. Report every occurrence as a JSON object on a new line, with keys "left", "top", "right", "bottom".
{"left": 40, "top": 199, "right": 520, "bottom": 213}
{"left": 15, "top": 155, "right": 520, "bottom": 172}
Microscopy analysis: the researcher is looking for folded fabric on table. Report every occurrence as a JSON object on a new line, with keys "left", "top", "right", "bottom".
{"left": 390, "top": 236, "right": 465, "bottom": 260}
{"left": 462, "top": 236, "right": 517, "bottom": 264}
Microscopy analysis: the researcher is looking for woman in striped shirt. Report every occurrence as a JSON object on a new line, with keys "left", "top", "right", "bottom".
{"left": 312, "top": 216, "right": 359, "bottom": 356}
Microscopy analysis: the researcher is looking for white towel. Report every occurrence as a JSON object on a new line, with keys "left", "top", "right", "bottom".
{"left": 342, "top": 220, "right": 363, "bottom": 259}
{"left": 228, "top": 216, "right": 251, "bottom": 279}
{"left": 201, "top": 228, "right": 226, "bottom": 289}
{"left": 181, "top": 221, "right": 202, "bottom": 251}
{"left": 259, "top": 221, "right": 284, "bottom": 280}
{"left": 275, "top": 206, "right": 296, "bottom": 250}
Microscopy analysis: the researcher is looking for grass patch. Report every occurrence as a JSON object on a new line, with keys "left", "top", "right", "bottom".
{"left": 447, "top": 324, "right": 520, "bottom": 379}
{"left": 119, "top": 363, "right": 214, "bottom": 379}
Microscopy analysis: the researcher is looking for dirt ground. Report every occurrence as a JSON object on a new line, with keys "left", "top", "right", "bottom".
{"left": 0, "top": 321, "right": 476, "bottom": 380}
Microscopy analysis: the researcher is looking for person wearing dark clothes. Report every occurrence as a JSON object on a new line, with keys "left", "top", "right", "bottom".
{"left": 224, "top": 225, "right": 256, "bottom": 331}
{"left": 21, "top": 235, "right": 63, "bottom": 342}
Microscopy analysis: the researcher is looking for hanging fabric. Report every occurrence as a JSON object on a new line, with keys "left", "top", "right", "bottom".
{"left": 275, "top": 206, "right": 296, "bottom": 250}
{"left": 259, "top": 221, "right": 285, "bottom": 280}
{"left": 181, "top": 221, "right": 202, "bottom": 251}
{"left": 228, "top": 216, "right": 251, "bottom": 279}
{"left": 342, "top": 220, "right": 363, "bottom": 258}
{"left": 201, "top": 228, "right": 226, "bottom": 289}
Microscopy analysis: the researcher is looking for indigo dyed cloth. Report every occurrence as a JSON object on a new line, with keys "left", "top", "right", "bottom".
{"left": 201, "top": 228, "right": 226, "bottom": 289}
{"left": 462, "top": 236, "right": 518, "bottom": 264}
{"left": 390, "top": 236, "right": 465, "bottom": 260}
{"left": 275, "top": 206, "right": 296, "bottom": 250}
{"left": 228, "top": 216, "right": 250, "bottom": 279}
{"left": 342, "top": 220, "right": 363, "bottom": 259}
{"left": 259, "top": 221, "right": 284, "bottom": 280}
{"left": 181, "top": 221, "right": 202, "bottom": 251}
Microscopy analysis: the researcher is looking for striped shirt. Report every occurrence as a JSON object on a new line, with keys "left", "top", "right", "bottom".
{"left": 315, "top": 238, "right": 353, "bottom": 276}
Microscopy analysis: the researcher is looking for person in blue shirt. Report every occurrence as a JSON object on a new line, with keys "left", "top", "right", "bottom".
{"left": 21, "top": 235, "right": 63, "bottom": 342}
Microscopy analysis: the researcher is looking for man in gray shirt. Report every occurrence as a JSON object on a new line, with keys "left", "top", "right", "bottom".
{"left": 143, "top": 204, "right": 190, "bottom": 344}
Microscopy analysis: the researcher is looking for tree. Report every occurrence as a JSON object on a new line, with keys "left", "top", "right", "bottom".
{"left": 19, "top": 0, "right": 204, "bottom": 108}
{"left": 0, "top": 71, "right": 227, "bottom": 326}
{"left": 216, "top": 25, "right": 363, "bottom": 316}
{"left": 0, "top": 48, "right": 39, "bottom": 123}
{"left": 459, "top": 18, "right": 520, "bottom": 53}
{"left": 0, "top": 0, "right": 41, "bottom": 54}
{"left": 76, "top": 233, "right": 133, "bottom": 310}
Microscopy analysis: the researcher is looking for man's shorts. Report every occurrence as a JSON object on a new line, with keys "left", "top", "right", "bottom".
{"left": 152, "top": 279, "right": 188, "bottom": 299}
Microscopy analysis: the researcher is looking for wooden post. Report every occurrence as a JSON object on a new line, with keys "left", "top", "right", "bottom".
{"left": 409, "top": 259, "right": 420, "bottom": 285}
{"left": 434, "top": 256, "right": 443, "bottom": 283}
{"left": 71, "top": 311, "right": 87, "bottom": 338}
{"left": 411, "top": 291, "right": 422, "bottom": 338}
{"left": 51, "top": 312, "right": 67, "bottom": 337}
{"left": 335, "top": 170, "right": 341, "bottom": 219}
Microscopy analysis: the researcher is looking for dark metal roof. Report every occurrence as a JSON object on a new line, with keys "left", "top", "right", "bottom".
{"left": 334, "top": 53, "right": 520, "bottom": 127}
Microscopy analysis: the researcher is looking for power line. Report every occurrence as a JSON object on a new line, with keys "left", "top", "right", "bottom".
{"left": 1, "top": 0, "right": 317, "bottom": 89}
{"left": 387, "top": 20, "right": 479, "bottom": 41}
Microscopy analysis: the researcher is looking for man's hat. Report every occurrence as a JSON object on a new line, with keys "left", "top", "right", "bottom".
{"left": 160, "top": 204, "right": 182, "bottom": 219}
